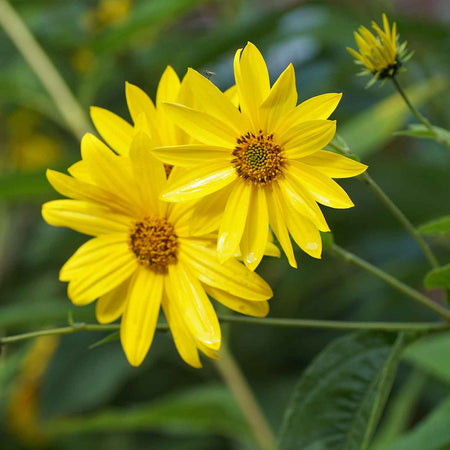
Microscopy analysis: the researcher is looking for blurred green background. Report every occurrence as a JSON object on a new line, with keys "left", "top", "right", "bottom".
{"left": 0, "top": 0, "right": 449, "bottom": 448}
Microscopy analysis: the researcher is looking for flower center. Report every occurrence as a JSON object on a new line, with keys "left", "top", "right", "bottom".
{"left": 232, "top": 131, "right": 283, "bottom": 185}
{"left": 129, "top": 216, "right": 178, "bottom": 273}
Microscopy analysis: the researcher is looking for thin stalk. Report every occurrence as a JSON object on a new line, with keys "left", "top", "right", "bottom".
{"left": 329, "top": 141, "right": 439, "bottom": 269}
{"left": 0, "top": 0, "right": 93, "bottom": 140}
{"left": 214, "top": 343, "right": 276, "bottom": 450}
{"left": 330, "top": 244, "right": 450, "bottom": 320}
{"left": 0, "top": 322, "right": 168, "bottom": 345}
{"left": 1, "top": 317, "right": 447, "bottom": 348}
{"left": 391, "top": 76, "right": 435, "bottom": 135}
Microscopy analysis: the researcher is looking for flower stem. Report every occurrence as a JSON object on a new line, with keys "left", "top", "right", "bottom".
{"left": 214, "top": 343, "right": 276, "bottom": 450}
{"left": 1, "top": 317, "right": 447, "bottom": 348}
{"left": 329, "top": 141, "right": 439, "bottom": 269}
{"left": 360, "top": 172, "right": 439, "bottom": 269}
{"left": 0, "top": 0, "right": 93, "bottom": 140}
{"left": 391, "top": 76, "right": 435, "bottom": 134}
{"left": 330, "top": 244, "right": 450, "bottom": 320}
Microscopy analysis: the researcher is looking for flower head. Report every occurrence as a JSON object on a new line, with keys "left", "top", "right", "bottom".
{"left": 347, "top": 14, "right": 411, "bottom": 86}
{"left": 42, "top": 113, "right": 272, "bottom": 368}
{"left": 152, "top": 43, "right": 367, "bottom": 269}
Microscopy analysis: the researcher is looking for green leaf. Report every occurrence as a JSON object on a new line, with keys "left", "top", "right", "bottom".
{"left": 403, "top": 331, "right": 450, "bottom": 384}
{"left": 43, "top": 384, "right": 250, "bottom": 441}
{"left": 395, "top": 124, "right": 450, "bottom": 146}
{"left": 424, "top": 264, "right": 450, "bottom": 289}
{"left": 418, "top": 216, "right": 450, "bottom": 236}
{"left": 278, "top": 331, "right": 406, "bottom": 450}
{"left": 340, "top": 77, "right": 448, "bottom": 157}
{"left": 386, "top": 396, "right": 450, "bottom": 450}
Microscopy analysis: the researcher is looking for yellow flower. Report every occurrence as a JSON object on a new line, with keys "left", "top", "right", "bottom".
{"left": 151, "top": 43, "right": 367, "bottom": 269}
{"left": 42, "top": 130, "right": 272, "bottom": 368}
{"left": 347, "top": 14, "right": 411, "bottom": 85}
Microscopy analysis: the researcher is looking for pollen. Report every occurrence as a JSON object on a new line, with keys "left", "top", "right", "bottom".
{"left": 129, "top": 216, "right": 178, "bottom": 273}
{"left": 232, "top": 131, "right": 283, "bottom": 185}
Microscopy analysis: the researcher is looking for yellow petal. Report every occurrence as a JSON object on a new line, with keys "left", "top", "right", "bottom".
{"left": 156, "top": 66, "right": 181, "bottom": 106}
{"left": 288, "top": 160, "right": 354, "bottom": 209}
{"left": 224, "top": 84, "right": 239, "bottom": 108}
{"left": 260, "top": 63, "right": 297, "bottom": 132}
{"left": 299, "top": 150, "right": 368, "bottom": 178}
{"left": 68, "top": 160, "right": 93, "bottom": 183}
{"left": 217, "top": 181, "right": 251, "bottom": 261}
{"left": 240, "top": 186, "right": 269, "bottom": 270}
{"left": 129, "top": 132, "right": 167, "bottom": 215}
{"left": 121, "top": 267, "right": 163, "bottom": 367}
{"left": 234, "top": 42, "right": 270, "bottom": 125}
{"left": 80, "top": 133, "right": 141, "bottom": 214}
{"left": 62, "top": 234, "right": 137, "bottom": 305}
{"left": 179, "top": 238, "right": 273, "bottom": 301}
{"left": 90, "top": 106, "right": 133, "bottom": 156}
{"left": 125, "top": 82, "right": 160, "bottom": 143}
{"left": 151, "top": 144, "right": 231, "bottom": 168}
{"left": 204, "top": 285, "right": 269, "bottom": 318}
{"left": 278, "top": 175, "right": 330, "bottom": 232}
{"left": 161, "top": 162, "right": 236, "bottom": 202}
{"left": 185, "top": 68, "right": 245, "bottom": 135}
{"left": 42, "top": 200, "right": 131, "bottom": 236}
{"left": 162, "top": 294, "right": 202, "bottom": 368}
{"left": 264, "top": 240, "right": 281, "bottom": 258}
{"left": 96, "top": 279, "right": 129, "bottom": 324}
{"left": 162, "top": 103, "right": 236, "bottom": 148}
{"left": 283, "top": 200, "right": 322, "bottom": 259}
{"left": 190, "top": 184, "right": 234, "bottom": 236}
{"left": 46, "top": 169, "right": 129, "bottom": 215}
{"left": 166, "top": 263, "right": 221, "bottom": 349}
{"left": 276, "top": 93, "right": 342, "bottom": 136}
{"left": 266, "top": 185, "right": 297, "bottom": 268}
{"left": 281, "top": 120, "right": 336, "bottom": 158}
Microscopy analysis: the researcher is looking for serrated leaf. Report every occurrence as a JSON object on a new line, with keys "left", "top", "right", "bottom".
{"left": 278, "top": 331, "right": 405, "bottom": 450}
{"left": 418, "top": 216, "right": 450, "bottom": 236}
{"left": 386, "top": 396, "right": 450, "bottom": 450}
{"left": 424, "top": 264, "right": 450, "bottom": 290}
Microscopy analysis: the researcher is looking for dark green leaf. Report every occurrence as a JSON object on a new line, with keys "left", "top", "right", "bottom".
{"left": 278, "top": 331, "right": 405, "bottom": 450}
{"left": 424, "top": 264, "right": 450, "bottom": 290}
{"left": 418, "top": 216, "right": 450, "bottom": 236}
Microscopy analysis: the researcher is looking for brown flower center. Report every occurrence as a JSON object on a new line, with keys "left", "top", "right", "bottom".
{"left": 129, "top": 216, "right": 178, "bottom": 273}
{"left": 232, "top": 131, "right": 283, "bottom": 185}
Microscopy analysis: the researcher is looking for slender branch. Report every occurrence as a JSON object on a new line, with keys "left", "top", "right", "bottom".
{"left": 330, "top": 244, "right": 450, "bottom": 320}
{"left": 391, "top": 76, "right": 433, "bottom": 132}
{"left": 329, "top": 141, "right": 439, "bottom": 269}
{"left": 0, "top": 322, "right": 168, "bottom": 345}
{"left": 0, "top": 0, "right": 93, "bottom": 140}
{"left": 214, "top": 343, "right": 276, "bottom": 450}
{"left": 1, "top": 316, "right": 448, "bottom": 348}
{"left": 218, "top": 315, "right": 447, "bottom": 332}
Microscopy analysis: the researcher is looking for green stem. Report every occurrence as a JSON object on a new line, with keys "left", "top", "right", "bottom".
{"left": 391, "top": 76, "right": 434, "bottom": 132}
{"left": 329, "top": 142, "right": 439, "bottom": 269}
{"left": 330, "top": 244, "right": 450, "bottom": 320}
{"left": 1, "top": 317, "right": 447, "bottom": 348}
{"left": 218, "top": 315, "right": 447, "bottom": 332}
{"left": 215, "top": 343, "right": 276, "bottom": 450}
{"left": 0, "top": 0, "right": 93, "bottom": 140}
{"left": 0, "top": 322, "right": 167, "bottom": 345}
